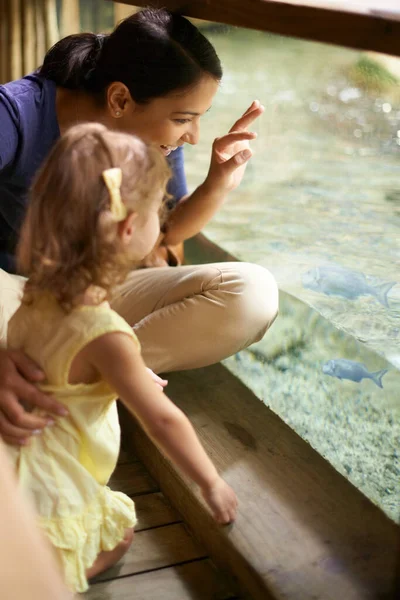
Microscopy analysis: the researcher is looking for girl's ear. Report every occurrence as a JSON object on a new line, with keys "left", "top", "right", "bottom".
{"left": 118, "top": 212, "right": 138, "bottom": 246}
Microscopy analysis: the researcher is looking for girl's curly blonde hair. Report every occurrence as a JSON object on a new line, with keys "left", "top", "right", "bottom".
{"left": 17, "top": 122, "right": 171, "bottom": 311}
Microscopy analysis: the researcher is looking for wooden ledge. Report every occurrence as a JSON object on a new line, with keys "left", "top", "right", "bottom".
{"left": 120, "top": 363, "right": 399, "bottom": 600}
{"left": 111, "top": 0, "right": 400, "bottom": 57}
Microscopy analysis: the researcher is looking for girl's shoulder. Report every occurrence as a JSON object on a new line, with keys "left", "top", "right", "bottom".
{"left": 9, "top": 294, "right": 139, "bottom": 356}
{"left": 70, "top": 301, "right": 135, "bottom": 340}
{"left": 59, "top": 303, "right": 141, "bottom": 376}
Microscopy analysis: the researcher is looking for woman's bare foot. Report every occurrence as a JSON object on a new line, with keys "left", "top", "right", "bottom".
{"left": 86, "top": 527, "right": 134, "bottom": 581}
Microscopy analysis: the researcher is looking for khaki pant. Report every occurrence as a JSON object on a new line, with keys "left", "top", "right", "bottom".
{"left": 0, "top": 262, "right": 278, "bottom": 373}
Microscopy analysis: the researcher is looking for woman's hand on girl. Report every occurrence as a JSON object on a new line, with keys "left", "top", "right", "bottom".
{"left": 0, "top": 349, "right": 68, "bottom": 445}
{"left": 201, "top": 476, "right": 238, "bottom": 524}
{"left": 205, "top": 100, "right": 264, "bottom": 196}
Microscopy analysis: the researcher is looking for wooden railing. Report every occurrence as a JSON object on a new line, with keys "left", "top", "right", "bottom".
{"left": 110, "top": 0, "right": 400, "bottom": 57}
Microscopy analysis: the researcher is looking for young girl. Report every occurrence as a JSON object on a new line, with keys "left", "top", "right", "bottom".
{"left": 6, "top": 122, "right": 238, "bottom": 594}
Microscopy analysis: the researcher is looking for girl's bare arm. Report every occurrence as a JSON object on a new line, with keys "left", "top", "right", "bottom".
{"left": 80, "top": 332, "right": 237, "bottom": 524}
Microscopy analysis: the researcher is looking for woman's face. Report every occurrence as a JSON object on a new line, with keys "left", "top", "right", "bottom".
{"left": 113, "top": 75, "right": 220, "bottom": 156}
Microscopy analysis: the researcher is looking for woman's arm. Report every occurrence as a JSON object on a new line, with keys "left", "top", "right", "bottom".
{"left": 0, "top": 100, "right": 70, "bottom": 445}
{"left": 81, "top": 332, "right": 237, "bottom": 524}
{"left": 0, "top": 439, "right": 74, "bottom": 599}
{"left": 0, "top": 98, "right": 20, "bottom": 171}
{"left": 163, "top": 100, "right": 264, "bottom": 246}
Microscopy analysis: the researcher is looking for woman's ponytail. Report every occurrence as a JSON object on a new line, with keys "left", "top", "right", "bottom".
{"left": 38, "top": 33, "right": 108, "bottom": 91}
{"left": 38, "top": 8, "right": 221, "bottom": 101}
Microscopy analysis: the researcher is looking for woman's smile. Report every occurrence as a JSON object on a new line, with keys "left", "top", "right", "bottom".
{"left": 159, "top": 144, "right": 179, "bottom": 156}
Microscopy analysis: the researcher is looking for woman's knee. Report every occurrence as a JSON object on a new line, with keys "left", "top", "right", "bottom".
{"left": 182, "top": 264, "right": 223, "bottom": 294}
{"left": 219, "top": 262, "right": 279, "bottom": 340}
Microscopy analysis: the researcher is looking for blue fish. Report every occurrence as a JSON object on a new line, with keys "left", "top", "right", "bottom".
{"left": 322, "top": 359, "right": 388, "bottom": 388}
{"left": 302, "top": 266, "right": 396, "bottom": 308}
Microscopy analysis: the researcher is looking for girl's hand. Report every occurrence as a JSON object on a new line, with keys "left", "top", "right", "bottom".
{"left": 201, "top": 477, "right": 238, "bottom": 524}
{"left": 145, "top": 367, "right": 168, "bottom": 391}
{"left": 205, "top": 100, "right": 264, "bottom": 196}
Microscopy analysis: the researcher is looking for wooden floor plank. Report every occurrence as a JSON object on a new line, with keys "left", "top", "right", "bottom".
{"left": 117, "top": 446, "right": 134, "bottom": 466}
{"left": 120, "top": 364, "right": 399, "bottom": 600}
{"left": 109, "top": 462, "right": 158, "bottom": 497}
{"left": 85, "top": 559, "right": 237, "bottom": 600}
{"left": 93, "top": 523, "right": 207, "bottom": 583}
{"left": 134, "top": 492, "right": 181, "bottom": 532}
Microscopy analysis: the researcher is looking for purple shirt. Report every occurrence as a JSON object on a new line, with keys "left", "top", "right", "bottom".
{"left": 0, "top": 74, "right": 188, "bottom": 273}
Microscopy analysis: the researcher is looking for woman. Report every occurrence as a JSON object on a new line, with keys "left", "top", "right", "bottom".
{"left": 0, "top": 8, "right": 278, "bottom": 445}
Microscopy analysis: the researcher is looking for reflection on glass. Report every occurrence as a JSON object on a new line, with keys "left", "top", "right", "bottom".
{"left": 79, "top": 0, "right": 114, "bottom": 31}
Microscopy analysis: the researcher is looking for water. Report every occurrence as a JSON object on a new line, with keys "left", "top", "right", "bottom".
{"left": 184, "top": 28, "right": 400, "bottom": 522}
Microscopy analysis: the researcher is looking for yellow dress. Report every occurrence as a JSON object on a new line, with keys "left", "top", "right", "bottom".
{"left": 7, "top": 293, "right": 138, "bottom": 593}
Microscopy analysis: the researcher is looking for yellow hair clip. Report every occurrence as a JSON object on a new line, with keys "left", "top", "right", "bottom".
{"left": 102, "top": 167, "right": 127, "bottom": 221}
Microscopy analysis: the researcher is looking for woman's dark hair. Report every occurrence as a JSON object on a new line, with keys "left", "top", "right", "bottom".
{"left": 39, "top": 8, "right": 222, "bottom": 102}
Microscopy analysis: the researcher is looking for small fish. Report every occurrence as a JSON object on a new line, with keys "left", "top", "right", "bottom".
{"left": 322, "top": 359, "right": 388, "bottom": 388}
{"left": 302, "top": 265, "right": 396, "bottom": 308}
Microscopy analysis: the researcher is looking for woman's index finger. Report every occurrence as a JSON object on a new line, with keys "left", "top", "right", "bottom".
{"left": 229, "top": 105, "right": 264, "bottom": 133}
